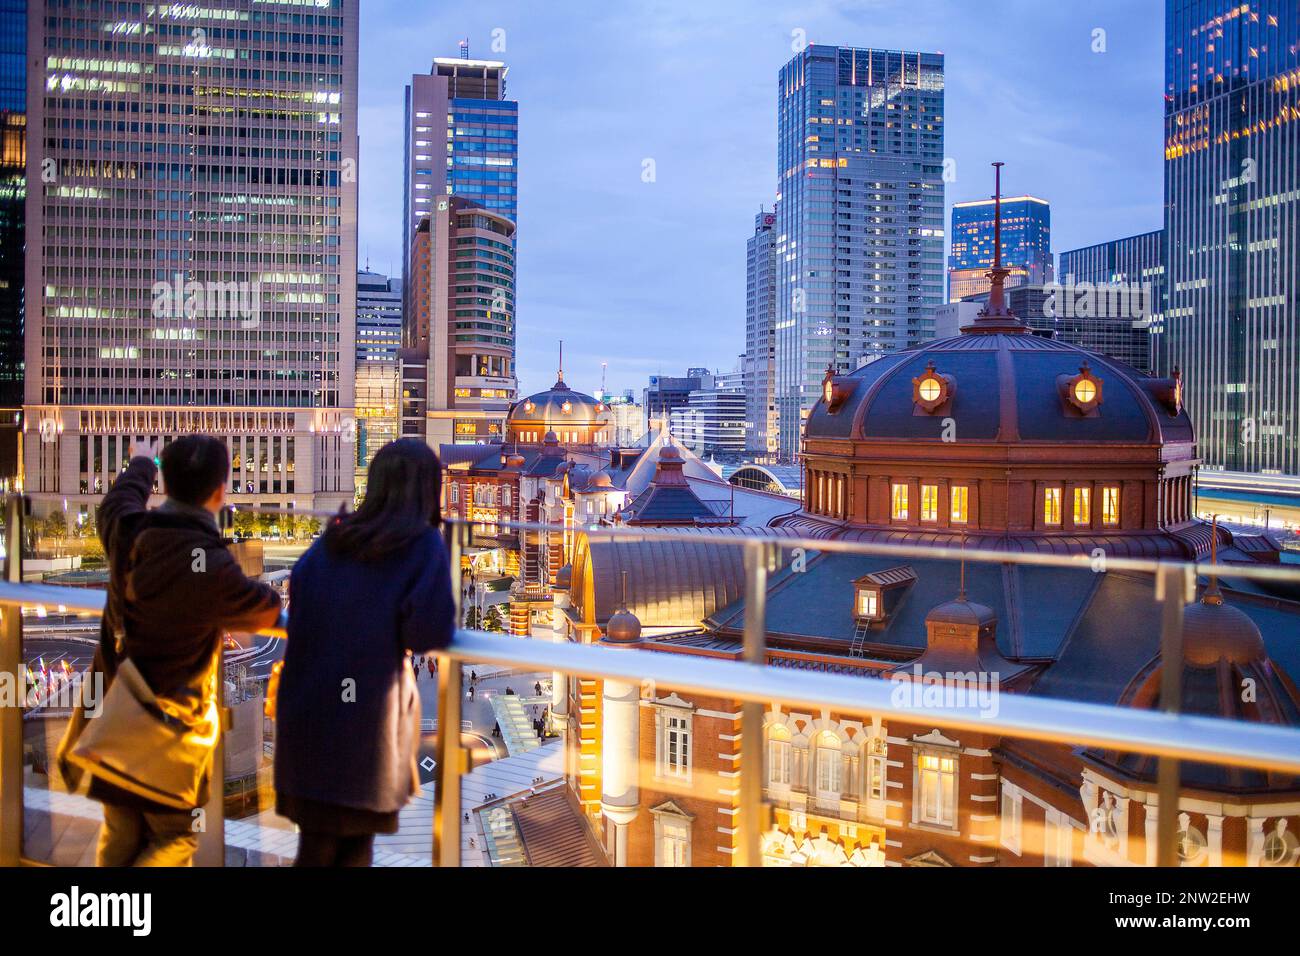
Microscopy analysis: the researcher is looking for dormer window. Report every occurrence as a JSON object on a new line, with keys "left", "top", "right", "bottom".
{"left": 853, "top": 567, "right": 917, "bottom": 625}
{"left": 821, "top": 365, "right": 857, "bottom": 413}
{"left": 1062, "top": 362, "right": 1103, "bottom": 415}
{"left": 911, "top": 360, "right": 954, "bottom": 414}
{"left": 561, "top": 401, "right": 572, "bottom": 414}
{"left": 857, "top": 587, "right": 880, "bottom": 619}
{"left": 523, "top": 400, "right": 535, "bottom": 414}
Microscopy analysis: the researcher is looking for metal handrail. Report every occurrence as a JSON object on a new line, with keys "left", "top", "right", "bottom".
{"left": 5, "top": 509, "right": 1300, "bottom": 868}
{"left": 5, "top": 579, "right": 1297, "bottom": 772}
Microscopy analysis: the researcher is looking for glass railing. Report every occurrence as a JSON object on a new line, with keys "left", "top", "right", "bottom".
{"left": 3, "top": 499, "right": 1300, "bottom": 868}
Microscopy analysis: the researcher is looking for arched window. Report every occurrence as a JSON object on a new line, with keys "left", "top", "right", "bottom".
{"left": 767, "top": 724, "right": 792, "bottom": 788}
{"left": 814, "top": 731, "right": 843, "bottom": 802}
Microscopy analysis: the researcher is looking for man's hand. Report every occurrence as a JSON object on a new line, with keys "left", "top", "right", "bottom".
{"left": 128, "top": 439, "right": 162, "bottom": 463}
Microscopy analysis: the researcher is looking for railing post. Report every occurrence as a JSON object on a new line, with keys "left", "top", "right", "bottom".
{"left": 737, "top": 540, "right": 770, "bottom": 867}
{"left": 1155, "top": 562, "right": 1189, "bottom": 867}
{"left": 0, "top": 494, "right": 23, "bottom": 866}
{"left": 433, "top": 521, "right": 466, "bottom": 867}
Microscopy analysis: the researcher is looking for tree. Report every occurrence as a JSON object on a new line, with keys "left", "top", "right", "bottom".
{"left": 463, "top": 606, "right": 482, "bottom": 630}
{"left": 294, "top": 515, "right": 322, "bottom": 540}
{"left": 483, "top": 606, "right": 506, "bottom": 633}
{"left": 232, "top": 510, "right": 258, "bottom": 539}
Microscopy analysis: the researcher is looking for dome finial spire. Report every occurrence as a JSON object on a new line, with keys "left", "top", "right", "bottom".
{"left": 961, "top": 163, "right": 1028, "bottom": 334}
{"left": 984, "top": 161, "right": 1010, "bottom": 317}
{"left": 1203, "top": 514, "right": 1224, "bottom": 605}
{"left": 558, "top": 339, "right": 564, "bottom": 383}
{"left": 957, "top": 529, "right": 968, "bottom": 602}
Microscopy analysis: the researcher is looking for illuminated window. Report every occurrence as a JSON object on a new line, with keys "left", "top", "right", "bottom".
{"left": 815, "top": 732, "right": 843, "bottom": 798}
{"left": 918, "top": 377, "right": 942, "bottom": 402}
{"left": 917, "top": 753, "right": 957, "bottom": 827}
{"left": 920, "top": 484, "right": 938, "bottom": 522}
{"left": 891, "top": 483, "right": 909, "bottom": 520}
{"left": 659, "top": 711, "right": 691, "bottom": 780}
{"left": 654, "top": 813, "right": 691, "bottom": 868}
{"left": 950, "top": 485, "right": 969, "bottom": 523}
{"left": 1102, "top": 486, "right": 1120, "bottom": 525}
{"left": 767, "top": 726, "right": 792, "bottom": 787}
{"left": 1001, "top": 784, "right": 1023, "bottom": 855}
{"left": 1073, "top": 378, "right": 1097, "bottom": 404}
{"left": 857, "top": 588, "right": 879, "bottom": 618}
{"left": 866, "top": 754, "right": 887, "bottom": 802}
{"left": 1073, "top": 487, "right": 1091, "bottom": 525}
{"left": 1044, "top": 487, "right": 1062, "bottom": 525}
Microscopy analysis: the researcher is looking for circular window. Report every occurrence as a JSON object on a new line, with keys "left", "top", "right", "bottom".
{"left": 1073, "top": 379, "right": 1097, "bottom": 404}
{"left": 1176, "top": 825, "right": 1207, "bottom": 863}
{"left": 918, "top": 377, "right": 943, "bottom": 403}
{"left": 561, "top": 401, "right": 572, "bottom": 414}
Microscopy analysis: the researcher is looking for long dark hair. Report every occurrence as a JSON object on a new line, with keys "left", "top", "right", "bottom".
{"left": 325, "top": 438, "right": 442, "bottom": 561}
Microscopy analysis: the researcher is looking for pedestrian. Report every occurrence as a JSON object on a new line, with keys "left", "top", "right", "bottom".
{"left": 60, "top": 437, "right": 282, "bottom": 867}
{"left": 534, "top": 681, "right": 541, "bottom": 696}
{"left": 469, "top": 685, "right": 475, "bottom": 701}
{"left": 427, "top": 657, "right": 435, "bottom": 679}
{"left": 274, "top": 439, "right": 455, "bottom": 867}
{"left": 471, "top": 669, "right": 477, "bottom": 684}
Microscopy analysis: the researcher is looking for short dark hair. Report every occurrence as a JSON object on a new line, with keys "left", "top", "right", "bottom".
{"left": 161, "top": 436, "right": 229, "bottom": 507}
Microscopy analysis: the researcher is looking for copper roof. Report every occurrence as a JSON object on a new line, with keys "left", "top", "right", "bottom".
{"left": 511, "top": 786, "right": 608, "bottom": 867}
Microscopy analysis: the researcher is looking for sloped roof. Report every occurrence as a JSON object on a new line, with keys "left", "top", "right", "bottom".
{"left": 512, "top": 786, "right": 608, "bottom": 867}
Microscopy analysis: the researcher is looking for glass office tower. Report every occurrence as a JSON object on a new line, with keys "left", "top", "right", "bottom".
{"left": 774, "top": 45, "right": 945, "bottom": 459}
{"left": 0, "top": 0, "right": 23, "bottom": 485}
{"left": 948, "top": 195, "right": 1051, "bottom": 302}
{"left": 402, "top": 58, "right": 518, "bottom": 303}
{"left": 744, "top": 208, "right": 777, "bottom": 457}
{"left": 1160, "top": 0, "right": 1299, "bottom": 473}
{"left": 24, "top": 0, "right": 359, "bottom": 514}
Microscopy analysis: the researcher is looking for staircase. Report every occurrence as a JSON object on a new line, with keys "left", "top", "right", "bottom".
{"left": 490, "top": 693, "right": 542, "bottom": 756}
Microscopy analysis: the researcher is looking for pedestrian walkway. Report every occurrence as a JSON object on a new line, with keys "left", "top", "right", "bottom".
{"left": 489, "top": 693, "right": 541, "bottom": 756}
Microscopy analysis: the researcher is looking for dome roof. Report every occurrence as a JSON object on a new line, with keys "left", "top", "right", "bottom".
{"left": 925, "top": 598, "right": 998, "bottom": 629}
{"left": 604, "top": 606, "right": 642, "bottom": 644}
{"left": 1182, "top": 585, "right": 1267, "bottom": 667}
{"left": 807, "top": 331, "right": 1193, "bottom": 448}
{"left": 554, "top": 564, "right": 573, "bottom": 591}
{"left": 509, "top": 375, "right": 611, "bottom": 426}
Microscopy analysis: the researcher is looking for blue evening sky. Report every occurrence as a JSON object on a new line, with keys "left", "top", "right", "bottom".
{"left": 359, "top": 0, "right": 1165, "bottom": 398}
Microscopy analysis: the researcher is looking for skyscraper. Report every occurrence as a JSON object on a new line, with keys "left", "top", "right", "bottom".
{"left": 402, "top": 57, "right": 517, "bottom": 313}
{"left": 948, "top": 195, "right": 1051, "bottom": 302}
{"left": 1058, "top": 229, "right": 1163, "bottom": 373}
{"left": 24, "top": 0, "right": 359, "bottom": 514}
{"left": 1160, "top": 0, "right": 1299, "bottom": 473}
{"left": 403, "top": 57, "right": 518, "bottom": 447}
{"left": 356, "top": 268, "right": 403, "bottom": 365}
{"left": 354, "top": 268, "right": 401, "bottom": 494}
{"left": 418, "top": 197, "right": 516, "bottom": 445}
{"left": 0, "top": 0, "right": 24, "bottom": 485}
{"left": 774, "top": 45, "right": 945, "bottom": 459}
{"left": 743, "top": 208, "right": 776, "bottom": 457}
